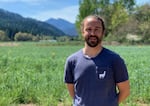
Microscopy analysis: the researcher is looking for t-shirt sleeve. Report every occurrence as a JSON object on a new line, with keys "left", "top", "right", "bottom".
{"left": 113, "top": 56, "right": 129, "bottom": 83}
{"left": 64, "top": 58, "right": 74, "bottom": 84}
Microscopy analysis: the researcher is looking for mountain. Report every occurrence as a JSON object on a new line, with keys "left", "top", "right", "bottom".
{"left": 0, "top": 8, "right": 65, "bottom": 40}
{"left": 45, "top": 18, "right": 78, "bottom": 36}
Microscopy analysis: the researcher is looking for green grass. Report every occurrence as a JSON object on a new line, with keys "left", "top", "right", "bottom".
{"left": 0, "top": 42, "right": 149, "bottom": 106}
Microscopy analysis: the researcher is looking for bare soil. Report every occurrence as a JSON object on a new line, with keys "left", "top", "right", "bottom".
{"left": 0, "top": 42, "right": 19, "bottom": 46}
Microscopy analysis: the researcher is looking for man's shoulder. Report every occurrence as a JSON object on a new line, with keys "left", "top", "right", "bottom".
{"left": 67, "top": 49, "right": 82, "bottom": 61}
{"left": 103, "top": 48, "right": 119, "bottom": 56}
{"left": 103, "top": 47, "right": 122, "bottom": 60}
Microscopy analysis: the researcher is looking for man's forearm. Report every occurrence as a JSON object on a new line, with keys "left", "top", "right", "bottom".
{"left": 118, "top": 90, "right": 130, "bottom": 103}
{"left": 66, "top": 84, "right": 75, "bottom": 98}
{"left": 117, "top": 80, "right": 130, "bottom": 104}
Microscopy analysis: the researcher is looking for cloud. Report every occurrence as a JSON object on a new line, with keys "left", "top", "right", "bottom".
{"left": 31, "top": 5, "right": 79, "bottom": 23}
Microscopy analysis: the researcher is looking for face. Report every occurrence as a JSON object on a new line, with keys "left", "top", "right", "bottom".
{"left": 82, "top": 17, "right": 104, "bottom": 47}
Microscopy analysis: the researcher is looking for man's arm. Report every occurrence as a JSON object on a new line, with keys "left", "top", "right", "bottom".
{"left": 117, "top": 80, "right": 130, "bottom": 104}
{"left": 66, "top": 83, "right": 75, "bottom": 98}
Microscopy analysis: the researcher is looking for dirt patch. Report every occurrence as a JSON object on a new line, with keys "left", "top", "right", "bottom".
{"left": 0, "top": 42, "right": 19, "bottom": 46}
{"left": 137, "top": 103, "right": 150, "bottom": 106}
{"left": 102, "top": 41, "right": 120, "bottom": 45}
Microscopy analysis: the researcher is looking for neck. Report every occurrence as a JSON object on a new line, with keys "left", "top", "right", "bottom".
{"left": 83, "top": 44, "right": 103, "bottom": 58}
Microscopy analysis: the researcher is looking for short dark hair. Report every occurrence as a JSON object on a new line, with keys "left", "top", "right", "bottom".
{"left": 80, "top": 15, "right": 105, "bottom": 32}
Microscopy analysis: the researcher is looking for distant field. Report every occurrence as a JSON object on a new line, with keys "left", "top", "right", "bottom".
{"left": 0, "top": 42, "right": 149, "bottom": 106}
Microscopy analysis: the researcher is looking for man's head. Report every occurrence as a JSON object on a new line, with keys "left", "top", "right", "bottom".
{"left": 81, "top": 15, "right": 105, "bottom": 47}
{"left": 81, "top": 15, "right": 105, "bottom": 33}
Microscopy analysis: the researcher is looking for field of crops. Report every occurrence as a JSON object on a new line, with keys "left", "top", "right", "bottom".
{"left": 0, "top": 42, "right": 149, "bottom": 106}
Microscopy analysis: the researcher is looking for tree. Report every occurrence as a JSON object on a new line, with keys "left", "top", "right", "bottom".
{"left": 14, "top": 32, "right": 33, "bottom": 41}
{"left": 76, "top": 0, "right": 136, "bottom": 41}
{"left": 76, "top": 0, "right": 98, "bottom": 38}
{"left": 0, "top": 30, "right": 9, "bottom": 41}
{"left": 107, "top": 1, "right": 129, "bottom": 42}
{"left": 133, "top": 4, "right": 150, "bottom": 43}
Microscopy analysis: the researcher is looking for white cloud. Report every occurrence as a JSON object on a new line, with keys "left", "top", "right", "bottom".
{"left": 31, "top": 5, "right": 79, "bottom": 23}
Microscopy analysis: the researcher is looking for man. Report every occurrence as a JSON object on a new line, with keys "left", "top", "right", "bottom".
{"left": 64, "top": 15, "right": 130, "bottom": 106}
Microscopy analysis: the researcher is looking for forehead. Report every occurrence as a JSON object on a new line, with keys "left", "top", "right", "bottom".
{"left": 84, "top": 17, "right": 102, "bottom": 27}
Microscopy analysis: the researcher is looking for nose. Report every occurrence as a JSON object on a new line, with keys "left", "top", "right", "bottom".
{"left": 90, "top": 30, "right": 95, "bottom": 36}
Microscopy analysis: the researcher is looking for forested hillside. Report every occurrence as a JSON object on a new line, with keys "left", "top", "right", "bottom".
{"left": 46, "top": 18, "right": 78, "bottom": 36}
{"left": 0, "top": 8, "right": 65, "bottom": 41}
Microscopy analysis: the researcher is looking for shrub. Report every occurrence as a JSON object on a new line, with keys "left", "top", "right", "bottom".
{"left": 0, "top": 30, "right": 10, "bottom": 41}
{"left": 14, "top": 32, "right": 33, "bottom": 41}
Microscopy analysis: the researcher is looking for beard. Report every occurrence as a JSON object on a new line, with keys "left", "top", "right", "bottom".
{"left": 85, "top": 36, "right": 102, "bottom": 47}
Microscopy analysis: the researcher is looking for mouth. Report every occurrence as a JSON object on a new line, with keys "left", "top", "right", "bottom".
{"left": 89, "top": 36, "right": 97, "bottom": 41}
{"left": 85, "top": 36, "right": 100, "bottom": 47}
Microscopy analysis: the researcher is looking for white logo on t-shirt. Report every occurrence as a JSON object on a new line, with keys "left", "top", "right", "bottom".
{"left": 99, "top": 71, "right": 106, "bottom": 79}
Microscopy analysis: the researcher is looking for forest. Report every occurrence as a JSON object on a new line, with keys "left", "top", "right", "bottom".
{"left": 0, "top": 8, "right": 65, "bottom": 41}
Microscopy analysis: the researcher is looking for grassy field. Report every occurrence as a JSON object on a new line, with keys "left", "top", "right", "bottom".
{"left": 0, "top": 42, "right": 150, "bottom": 106}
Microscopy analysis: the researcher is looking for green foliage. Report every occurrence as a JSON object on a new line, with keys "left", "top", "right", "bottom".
{"left": 134, "top": 4, "right": 150, "bottom": 43}
{"left": 14, "top": 32, "right": 33, "bottom": 41}
{"left": 0, "top": 43, "right": 76, "bottom": 106}
{"left": 76, "top": 0, "right": 135, "bottom": 33}
{"left": 76, "top": 0, "right": 100, "bottom": 36}
{"left": 115, "top": 4, "right": 150, "bottom": 44}
{"left": 0, "top": 42, "right": 149, "bottom": 106}
{"left": 76, "top": 0, "right": 150, "bottom": 44}
{"left": 0, "top": 30, "right": 10, "bottom": 41}
{"left": 110, "top": 1, "right": 129, "bottom": 31}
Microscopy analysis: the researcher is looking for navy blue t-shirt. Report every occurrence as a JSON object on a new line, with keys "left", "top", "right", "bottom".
{"left": 64, "top": 47, "right": 129, "bottom": 106}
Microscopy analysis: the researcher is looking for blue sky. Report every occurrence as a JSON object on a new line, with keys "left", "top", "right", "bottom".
{"left": 0, "top": 0, "right": 149, "bottom": 23}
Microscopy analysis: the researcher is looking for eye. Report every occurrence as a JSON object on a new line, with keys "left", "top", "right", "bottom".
{"left": 95, "top": 28, "right": 99, "bottom": 31}
{"left": 95, "top": 27, "right": 102, "bottom": 32}
{"left": 86, "top": 28, "right": 92, "bottom": 32}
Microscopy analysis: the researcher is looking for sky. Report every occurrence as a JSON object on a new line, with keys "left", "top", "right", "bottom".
{"left": 0, "top": 0, "right": 150, "bottom": 23}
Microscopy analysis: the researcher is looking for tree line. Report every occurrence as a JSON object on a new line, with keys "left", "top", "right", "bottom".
{"left": 76, "top": 0, "right": 150, "bottom": 44}
{"left": 0, "top": 9, "right": 65, "bottom": 41}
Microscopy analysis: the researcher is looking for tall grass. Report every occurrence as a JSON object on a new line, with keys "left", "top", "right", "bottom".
{"left": 109, "top": 45, "right": 150, "bottom": 105}
{"left": 0, "top": 42, "right": 149, "bottom": 106}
